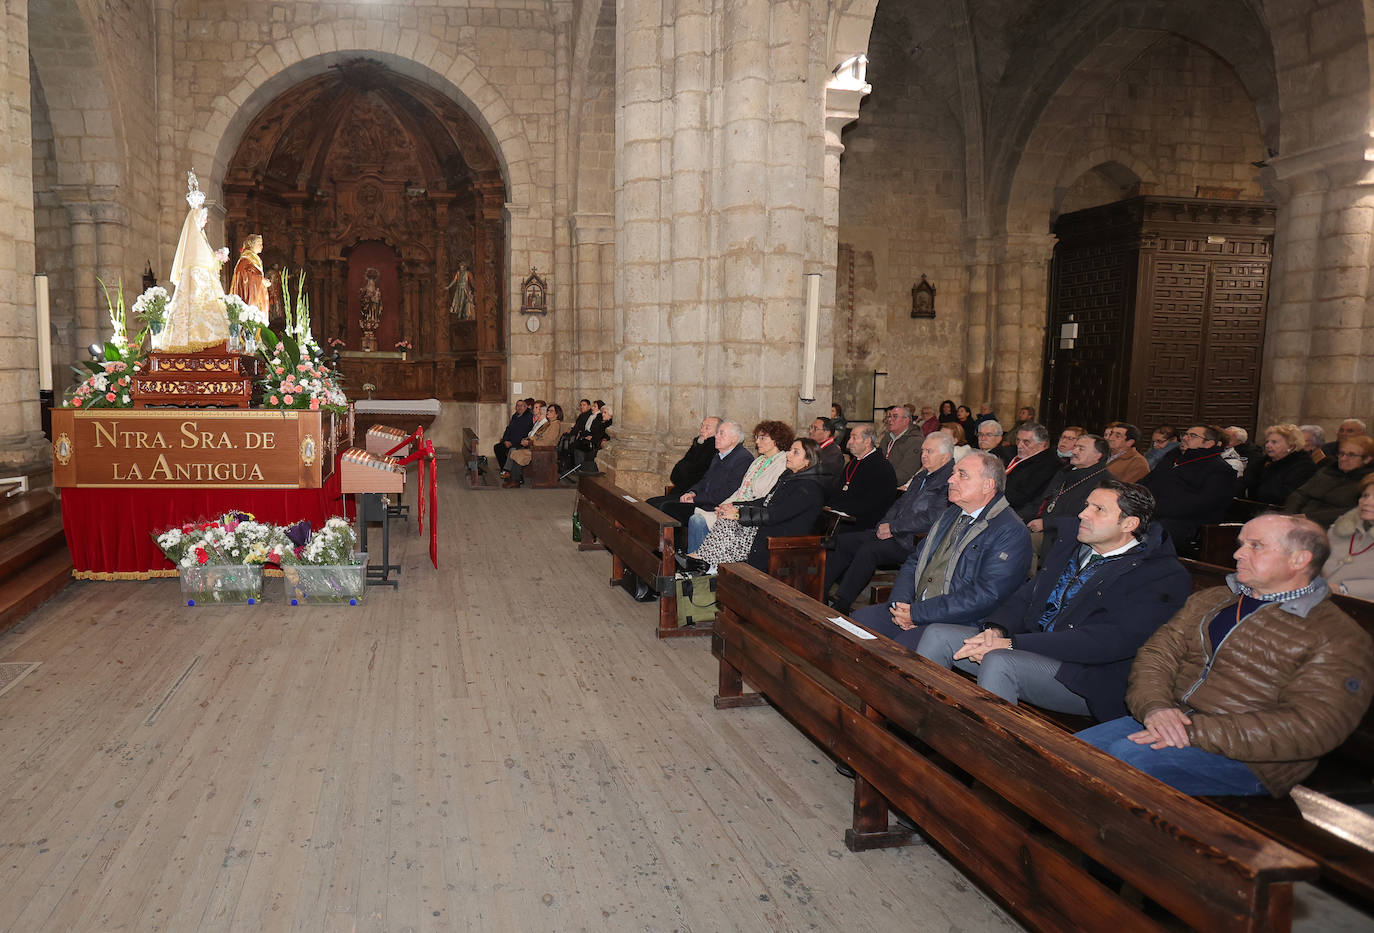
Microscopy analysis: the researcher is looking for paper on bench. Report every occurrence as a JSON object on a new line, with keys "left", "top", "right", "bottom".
{"left": 829, "top": 616, "right": 876, "bottom": 640}
{"left": 622, "top": 494, "right": 637, "bottom": 502}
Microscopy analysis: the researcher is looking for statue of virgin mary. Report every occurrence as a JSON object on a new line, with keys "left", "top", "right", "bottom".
{"left": 154, "top": 170, "right": 231, "bottom": 352}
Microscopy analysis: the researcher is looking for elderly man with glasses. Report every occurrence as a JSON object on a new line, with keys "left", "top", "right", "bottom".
{"left": 975, "top": 419, "right": 1016, "bottom": 465}
{"left": 1138, "top": 424, "right": 1237, "bottom": 550}
{"left": 877, "top": 405, "right": 924, "bottom": 486}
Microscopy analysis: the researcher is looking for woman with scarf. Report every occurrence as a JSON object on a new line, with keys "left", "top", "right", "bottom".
{"left": 688, "top": 438, "right": 829, "bottom": 571}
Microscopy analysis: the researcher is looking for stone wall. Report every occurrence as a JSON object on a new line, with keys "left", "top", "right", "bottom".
{"left": 30, "top": 63, "right": 74, "bottom": 396}
{"left": 168, "top": 1, "right": 560, "bottom": 404}
{"left": 1056, "top": 36, "right": 1266, "bottom": 216}
{"left": 835, "top": 92, "right": 969, "bottom": 415}
{"left": 1, "top": 0, "right": 46, "bottom": 472}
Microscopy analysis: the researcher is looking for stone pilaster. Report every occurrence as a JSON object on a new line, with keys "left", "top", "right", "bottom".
{"left": 0, "top": 0, "right": 48, "bottom": 475}
{"left": 55, "top": 187, "right": 126, "bottom": 358}
{"left": 1265, "top": 145, "right": 1374, "bottom": 428}
{"left": 962, "top": 232, "right": 1056, "bottom": 418}
{"left": 570, "top": 211, "right": 614, "bottom": 400}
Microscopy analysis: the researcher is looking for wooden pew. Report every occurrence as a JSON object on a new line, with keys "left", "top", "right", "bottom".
{"left": 462, "top": 428, "right": 497, "bottom": 490}
{"left": 764, "top": 535, "right": 826, "bottom": 601}
{"left": 529, "top": 444, "right": 559, "bottom": 488}
{"left": 712, "top": 563, "right": 1316, "bottom": 933}
{"left": 576, "top": 474, "right": 685, "bottom": 636}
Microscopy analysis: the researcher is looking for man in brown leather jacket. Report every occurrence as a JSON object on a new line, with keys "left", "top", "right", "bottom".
{"left": 1077, "top": 513, "right": 1374, "bottom": 796}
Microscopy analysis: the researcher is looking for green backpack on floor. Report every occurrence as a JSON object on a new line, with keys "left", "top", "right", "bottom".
{"left": 674, "top": 573, "right": 718, "bottom": 628}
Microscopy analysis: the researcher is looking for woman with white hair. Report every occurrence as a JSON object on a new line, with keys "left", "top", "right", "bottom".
{"left": 1241, "top": 423, "right": 1319, "bottom": 505}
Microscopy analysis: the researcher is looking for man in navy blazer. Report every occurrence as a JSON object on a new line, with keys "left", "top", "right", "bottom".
{"left": 493, "top": 399, "right": 533, "bottom": 471}
{"left": 915, "top": 479, "right": 1191, "bottom": 720}
{"left": 657, "top": 420, "right": 754, "bottom": 536}
{"left": 851, "top": 451, "right": 1031, "bottom": 649}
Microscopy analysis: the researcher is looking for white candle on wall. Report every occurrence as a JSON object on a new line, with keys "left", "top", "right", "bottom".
{"left": 34, "top": 275, "right": 52, "bottom": 393}
{"left": 800, "top": 272, "right": 821, "bottom": 403}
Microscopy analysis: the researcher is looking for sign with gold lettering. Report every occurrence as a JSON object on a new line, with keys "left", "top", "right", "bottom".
{"left": 50, "top": 409, "right": 324, "bottom": 488}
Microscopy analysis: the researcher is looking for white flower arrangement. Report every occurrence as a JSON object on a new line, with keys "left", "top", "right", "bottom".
{"left": 132, "top": 286, "right": 170, "bottom": 335}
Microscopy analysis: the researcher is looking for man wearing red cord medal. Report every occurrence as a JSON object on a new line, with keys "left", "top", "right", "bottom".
{"left": 1078, "top": 514, "right": 1374, "bottom": 796}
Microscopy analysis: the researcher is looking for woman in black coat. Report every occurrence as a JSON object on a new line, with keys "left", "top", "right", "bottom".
{"left": 733, "top": 439, "right": 829, "bottom": 570}
{"left": 1241, "top": 423, "right": 1319, "bottom": 505}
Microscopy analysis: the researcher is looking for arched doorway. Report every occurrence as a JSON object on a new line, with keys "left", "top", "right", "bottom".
{"left": 221, "top": 58, "right": 507, "bottom": 400}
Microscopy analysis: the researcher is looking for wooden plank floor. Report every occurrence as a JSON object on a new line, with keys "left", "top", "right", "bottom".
{"left": 0, "top": 479, "right": 1367, "bottom": 932}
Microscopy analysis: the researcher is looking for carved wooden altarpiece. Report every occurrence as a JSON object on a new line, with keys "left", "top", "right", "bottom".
{"left": 222, "top": 59, "right": 507, "bottom": 402}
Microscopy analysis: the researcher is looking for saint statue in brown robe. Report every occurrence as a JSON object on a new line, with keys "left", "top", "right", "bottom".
{"left": 229, "top": 234, "right": 270, "bottom": 314}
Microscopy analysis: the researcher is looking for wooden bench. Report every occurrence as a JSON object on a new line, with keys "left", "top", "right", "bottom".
{"left": 462, "top": 428, "right": 497, "bottom": 490}
{"left": 577, "top": 474, "right": 685, "bottom": 636}
{"left": 763, "top": 534, "right": 826, "bottom": 601}
{"left": 712, "top": 563, "right": 1316, "bottom": 932}
{"left": 528, "top": 444, "right": 559, "bottom": 488}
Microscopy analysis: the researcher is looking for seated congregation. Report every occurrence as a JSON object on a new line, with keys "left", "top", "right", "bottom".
{"left": 492, "top": 396, "right": 613, "bottom": 487}
{"left": 627, "top": 399, "right": 1374, "bottom": 801}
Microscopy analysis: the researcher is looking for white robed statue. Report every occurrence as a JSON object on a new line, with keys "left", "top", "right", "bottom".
{"left": 155, "top": 170, "right": 230, "bottom": 352}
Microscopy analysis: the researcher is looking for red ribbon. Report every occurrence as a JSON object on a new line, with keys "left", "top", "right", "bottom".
{"left": 384, "top": 425, "right": 424, "bottom": 458}
{"left": 388, "top": 432, "right": 438, "bottom": 568}
{"left": 426, "top": 439, "right": 438, "bottom": 569}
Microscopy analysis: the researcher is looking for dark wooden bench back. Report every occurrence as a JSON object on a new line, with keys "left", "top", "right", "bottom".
{"left": 765, "top": 535, "right": 826, "bottom": 601}
{"left": 576, "top": 474, "right": 686, "bottom": 637}
{"left": 1199, "top": 523, "right": 1244, "bottom": 566}
{"left": 713, "top": 563, "right": 1316, "bottom": 933}
{"left": 462, "top": 427, "right": 495, "bottom": 489}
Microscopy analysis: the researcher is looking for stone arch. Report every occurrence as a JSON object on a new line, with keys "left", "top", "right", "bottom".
{"left": 828, "top": 0, "right": 880, "bottom": 69}
{"left": 193, "top": 30, "right": 535, "bottom": 209}
{"left": 1052, "top": 152, "right": 1159, "bottom": 219}
{"left": 27, "top": 0, "right": 124, "bottom": 192}
{"left": 1002, "top": 26, "right": 1269, "bottom": 236}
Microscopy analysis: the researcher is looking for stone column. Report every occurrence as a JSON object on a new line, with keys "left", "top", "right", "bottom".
{"left": 603, "top": 0, "right": 673, "bottom": 491}
{"left": 570, "top": 211, "right": 614, "bottom": 399}
{"left": 57, "top": 189, "right": 126, "bottom": 357}
{"left": 0, "top": 0, "right": 47, "bottom": 474}
{"left": 1265, "top": 150, "right": 1374, "bottom": 426}
{"left": 962, "top": 232, "right": 1055, "bottom": 417}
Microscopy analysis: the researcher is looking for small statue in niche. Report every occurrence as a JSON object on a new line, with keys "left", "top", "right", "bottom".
{"left": 446, "top": 260, "right": 475, "bottom": 320}
{"left": 911, "top": 274, "right": 936, "bottom": 319}
{"left": 359, "top": 266, "right": 383, "bottom": 351}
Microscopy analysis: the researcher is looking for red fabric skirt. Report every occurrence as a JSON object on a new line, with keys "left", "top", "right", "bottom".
{"left": 62, "top": 462, "right": 354, "bottom": 579}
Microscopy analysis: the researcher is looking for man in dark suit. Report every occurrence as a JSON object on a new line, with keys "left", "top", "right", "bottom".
{"left": 1028, "top": 434, "right": 1112, "bottom": 553}
{"left": 1139, "top": 424, "right": 1237, "bottom": 549}
{"left": 808, "top": 416, "right": 845, "bottom": 491}
{"left": 829, "top": 424, "right": 898, "bottom": 531}
{"left": 1003, "top": 423, "right": 1064, "bottom": 521}
{"left": 647, "top": 416, "right": 720, "bottom": 501}
{"left": 493, "top": 399, "right": 533, "bottom": 471}
{"left": 655, "top": 420, "right": 753, "bottom": 536}
{"left": 916, "top": 479, "right": 1190, "bottom": 719}
{"left": 975, "top": 420, "right": 1016, "bottom": 465}
{"left": 825, "top": 432, "right": 955, "bottom": 613}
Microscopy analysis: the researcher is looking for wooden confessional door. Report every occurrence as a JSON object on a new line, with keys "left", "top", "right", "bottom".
{"left": 1041, "top": 197, "right": 1275, "bottom": 436}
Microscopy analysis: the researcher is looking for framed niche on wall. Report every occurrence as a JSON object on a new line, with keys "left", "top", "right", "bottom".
{"left": 911, "top": 275, "right": 936, "bottom": 319}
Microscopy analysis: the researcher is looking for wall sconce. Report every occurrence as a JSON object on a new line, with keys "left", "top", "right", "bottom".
{"left": 800, "top": 273, "right": 821, "bottom": 404}
{"left": 1059, "top": 318, "right": 1079, "bottom": 350}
